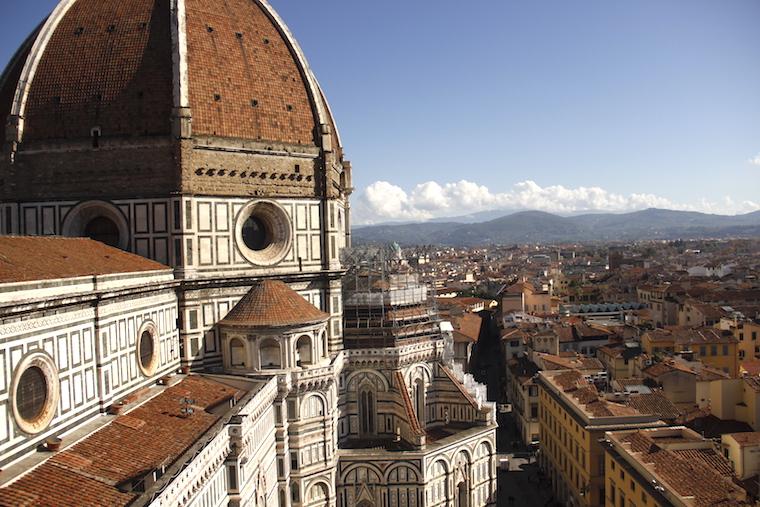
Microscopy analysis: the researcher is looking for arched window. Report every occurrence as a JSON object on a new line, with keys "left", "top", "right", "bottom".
{"left": 359, "top": 388, "right": 375, "bottom": 435}
{"left": 414, "top": 379, "right": 425, "bottom": 426}
{"left": 303, "top": 395, "right": 325, "bottom": 418}
{"left": 306, "top": 482, "right": 329, "bottom": 507}
{"left": 230, "top": 338, "right": 246, "bottom": 367}
{"left": 457, "top": 482, "right": 469, "bottom": 507}
{"left": 260, "top": 339, "right": 281, "bottom": 369}
{"left": 84, "top": 216, "right": 120, "bottom": 248}
{"left": 296, "top": 335, "right": 313, "bottom": 366}
{"left": 291, "top": 482, "right": 300, "bottom": 503}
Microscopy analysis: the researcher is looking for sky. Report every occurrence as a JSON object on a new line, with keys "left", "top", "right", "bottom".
{"left": 2, "top": 0, "right": 759, "bottom": 224}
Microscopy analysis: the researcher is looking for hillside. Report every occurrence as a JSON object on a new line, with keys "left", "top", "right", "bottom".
{"left": 352, "top": 208, "right": 760, "bottom": 246}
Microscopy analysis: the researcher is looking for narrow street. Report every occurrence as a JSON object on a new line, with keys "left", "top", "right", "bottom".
{"left": 472, "top": 311, "right": 556, "bottom": 507}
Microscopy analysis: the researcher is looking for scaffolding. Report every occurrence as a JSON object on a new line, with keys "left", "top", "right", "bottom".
{"left": 341, "top": 245, "right": 441, "bottom": 349}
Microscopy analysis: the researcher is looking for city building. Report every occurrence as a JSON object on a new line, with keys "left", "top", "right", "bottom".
{"left": 501, "top": 282, "right": 553, "bottom": 315}
{"left": 596, "top": 343, "right": 642, "bottom": 380}
{"left": 641, "top": 328, "right": 739, "bottom": 376}
{"left": 505, "top": 357, "right": 540, "bottom": 447}
{"left": 722, "top": 432, "right": 760, "bottom": 482}
{"left": 603, "top": 426, "right": 750, "bottom": 507}
{"left": 537, "top": 369, "right": 665, "bottom": 507}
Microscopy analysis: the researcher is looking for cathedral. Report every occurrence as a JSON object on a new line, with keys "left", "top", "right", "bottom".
{"left": 0, "top": 1, "right": 497, "bottom": 506}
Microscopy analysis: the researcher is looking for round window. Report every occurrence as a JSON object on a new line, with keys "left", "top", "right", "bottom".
{"left": 139, "top": 331, "right": 155, "bottom": 370}
{"left": 241, "top": 215, "right": 272, "bottom": 251}
{"left": 84, "top": 216, "right": 120, "bottom": 248}
{"left": 11, "top": 353, "right": 59, "bottom": 435}
{"left": 137, "top": 322, "right": 159, "bottom": 377}
{"left": 17, "top": 366, "right": 47, "bottom": 422}
{"left": 235, "top": 201, "right": 292, "bottom": 266}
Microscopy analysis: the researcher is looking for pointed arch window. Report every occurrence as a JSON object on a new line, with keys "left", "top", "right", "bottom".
{"left": 414, "top": 378, "right": 426, "bottom": 426}
{"left": 359, "top": 388, "right": 376, "bottom": 435}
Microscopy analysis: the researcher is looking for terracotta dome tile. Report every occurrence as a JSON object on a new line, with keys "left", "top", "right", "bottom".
{"left": 221, "top": 280, "right": 328, "bottom": 328}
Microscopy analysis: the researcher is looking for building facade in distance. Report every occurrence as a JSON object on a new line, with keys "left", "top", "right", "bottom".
{"left": 537, "top": 369, "right": 665, "bottom": 507}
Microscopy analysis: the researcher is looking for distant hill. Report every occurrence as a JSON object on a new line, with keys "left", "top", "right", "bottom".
{"left": 351, "top": 208, "right": 760, "bottom": 246}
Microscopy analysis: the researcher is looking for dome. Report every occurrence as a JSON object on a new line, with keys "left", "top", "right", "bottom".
{"left": 0, "top": 0, "right": 348, "bottom": 200}
{"left": 1, "top": 0, "right": 339, "bottom": 146}
{"left": 221, "top": 280, "right": 329, "bottom": 329}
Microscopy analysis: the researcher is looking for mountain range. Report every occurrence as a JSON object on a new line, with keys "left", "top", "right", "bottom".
{"left": 351, "top": 208, "right": 760, "bottom": 246}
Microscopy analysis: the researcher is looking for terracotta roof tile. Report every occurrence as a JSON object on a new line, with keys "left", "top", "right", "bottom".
{"left": 221, "top": 280, "right": 328, "bottom": 328}
{"left": 393, "top": 371, "right": 425, "bottom": 438}
{"left": 22, "top": 0, "right": 173, "bottom": 141}
{"left": 726, "top": 432, "right": 760, "bottom": 446}
{"left": 0, "top": 376, "right": 242, "bottom": 507}
{"left": 0, "top": 237, "right": 169, "bottom": 284}
{"left": 620, "top": 431, "right": 749, "bottom": 507}
{"left": 625, "top": 392, "right": 681, "bottom": 420}
{"left": 450, "top": 313, "right": 482, "bottom": 343}
{"left": 185, "top": 0, "right": 317, "bottom": 144}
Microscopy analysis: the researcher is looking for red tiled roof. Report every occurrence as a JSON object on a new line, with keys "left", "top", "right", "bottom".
{"left": 21, "top": 0, "right": 173, "bottom": 141}
{"left": 625, "top": 393, "right": 681, "bottom": 420}
{"left": 621, "top": 431, "right": 749, "bottom": 507}
{"left": 3, "top": 0, "right": 325, "bottom": 146}
{"left": 0, "top": 237, "right": 169, "bottom": 284}
{"left": 0, "top": 376, "right": 243, "bottom": 507}
{"left": 393, "top": 371, "right": 425, "bottom": 438}
{"left": 185, "top": 0, "right": 317, "bottom": 144}
{"left": 221, "top": 280, "right": 329, "bottom": 328}
{"left": 450, "top": 313, "right": 482, "bottom": 343}
{"left": 726, "top": 432, "right": 760, "bottom": 447}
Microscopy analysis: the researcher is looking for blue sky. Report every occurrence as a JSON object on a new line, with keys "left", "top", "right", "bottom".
{"left": 2, "top": 1, "right": 759, "bottom": 223}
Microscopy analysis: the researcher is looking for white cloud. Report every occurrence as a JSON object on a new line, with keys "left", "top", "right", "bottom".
{"left": 353, "top": 179, "right": 760, "bottom": 224}
{"left": 749, "top": 154, "right": 760, "bottom": 166}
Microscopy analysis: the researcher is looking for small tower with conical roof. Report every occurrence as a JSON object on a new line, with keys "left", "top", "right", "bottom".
{"left": 219, "top": 279, "right": 339, "bottom": 506}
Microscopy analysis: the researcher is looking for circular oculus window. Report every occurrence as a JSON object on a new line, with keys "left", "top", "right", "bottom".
{"left": 11, "top": 353, "right": 59, "bottom": 435}
{"left": 137, "top": 321, "right": 159, "bottom": 377}
{"left": 235, "top": 200, "right": 292, "bottom": 266}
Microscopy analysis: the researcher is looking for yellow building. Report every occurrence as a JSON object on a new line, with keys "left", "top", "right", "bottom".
{"left": 641, "top": 327, "right": 738, "bottom": 376}
{"left": 596, "top": 342, "right": 641, "bottom": 380}
{"left": 501, "top": 281, "right": 553, "bottom": 315}
{"left": 722, "top": 432, "right": 760, "bottom": 481}
{"left": 720, "top": 317, "right": 760, "bottom": 364}
{"left": 604, "top": 426, "right": 750, "bottom": 506}
{"left": 537, "top": 370, "right": 665, "bottom": 506}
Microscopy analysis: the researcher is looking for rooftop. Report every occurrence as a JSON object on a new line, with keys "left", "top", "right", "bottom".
{"left": 607, "top": 426, "right": 749, "bottom": 507}
{"left": 0, "top": 376, "right": 250, "bottom": 507}
{"left": 540, "top": 369, "right": 661, "bottom": 422}
{"left": 220, "top": 280, "right": 329, "bottom": 329}
{"left": 0, "top": 236, "right": 169, "bottom": 284}
{"left": 724, "top": 432, "right": 760, "bottom": 447}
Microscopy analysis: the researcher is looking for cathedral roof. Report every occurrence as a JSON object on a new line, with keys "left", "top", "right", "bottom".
{"left": 0, "top": 376, "right": 245, "bottom": 507}
{"left": 0, "top": 236, "right": 169, "bottom": 283}
{"left": 0, "top": 0, "right": 339, "bottom": 147}
{"left": 221, "top": 279, "right": 329, "bottom": 329}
